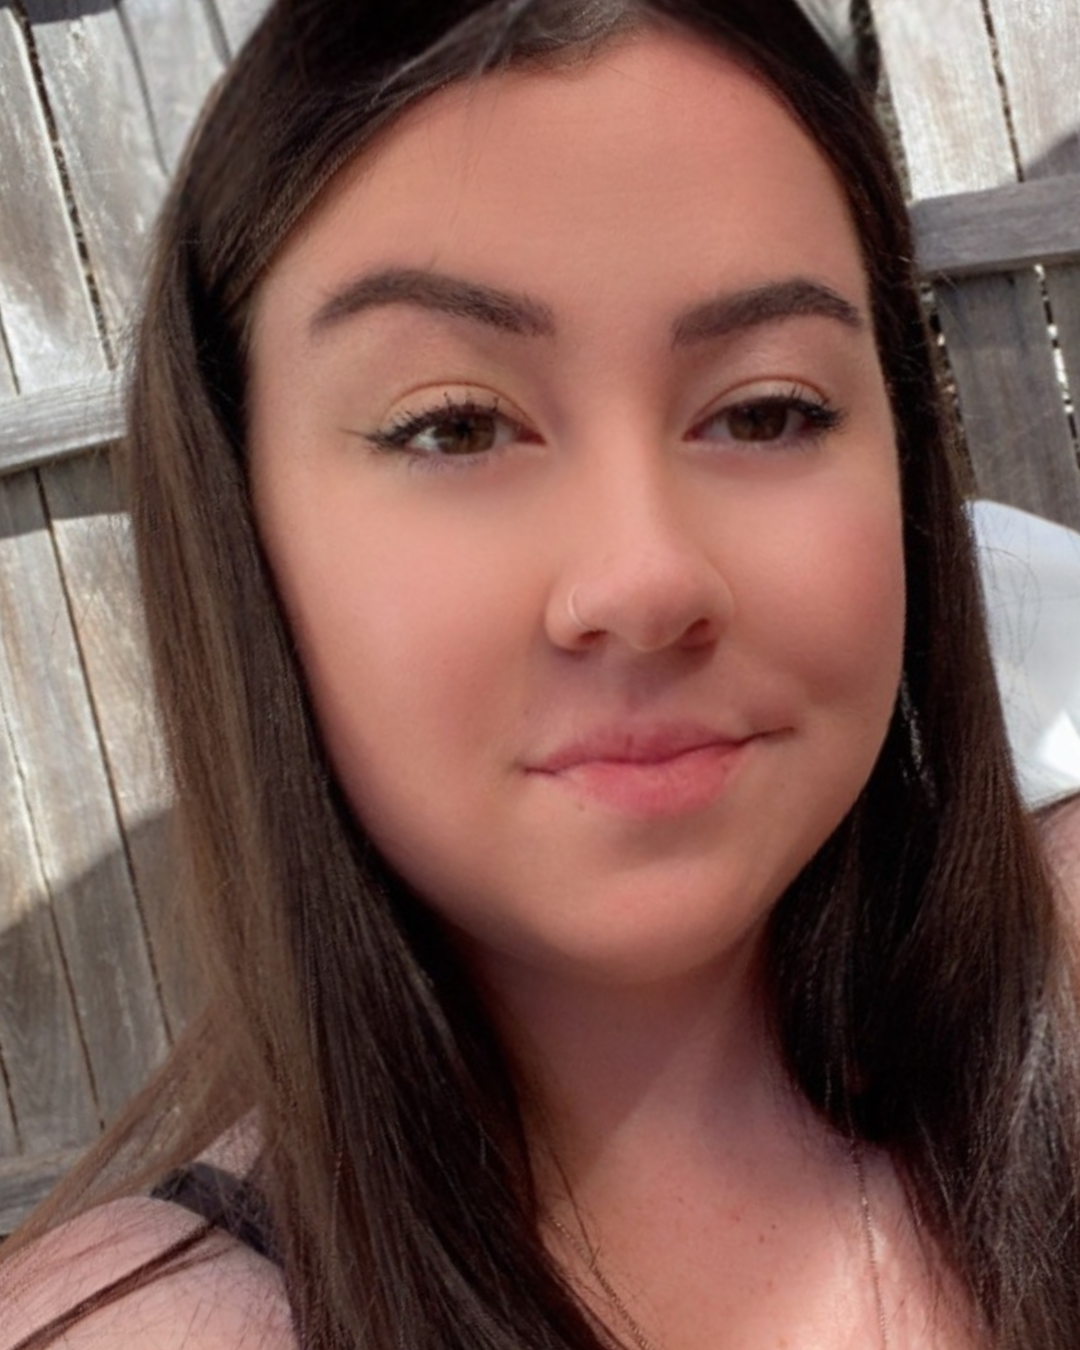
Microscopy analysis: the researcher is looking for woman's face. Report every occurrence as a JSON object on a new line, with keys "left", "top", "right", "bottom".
{"left": 249, "top": 29, "right": 905, "bottom": 990}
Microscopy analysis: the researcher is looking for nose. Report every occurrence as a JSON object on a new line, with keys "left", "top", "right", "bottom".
{"left": 546, "top": 456, "right": 734, "bottom": 654}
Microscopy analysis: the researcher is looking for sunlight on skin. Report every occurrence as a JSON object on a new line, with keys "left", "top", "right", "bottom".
{"left": 250, "top": 34, "right": 905, "bottom": 1008}
{"left": 6, "top": 28, "right": 987, "bottom": 1350}
{"left": 244, "top": 32, "right": 940, "bottom": 1349}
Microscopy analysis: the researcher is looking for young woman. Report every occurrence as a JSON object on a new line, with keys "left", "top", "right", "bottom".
{"left": 4, "top": 1, "right": 1079, "bottom": 1347}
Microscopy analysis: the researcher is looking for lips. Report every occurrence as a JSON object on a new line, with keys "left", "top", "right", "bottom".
{"left": 528, "top": 724, "right": 758, "bottom": 818}
{"left": 533, "top": 724, "right": 747, "bottom": 773}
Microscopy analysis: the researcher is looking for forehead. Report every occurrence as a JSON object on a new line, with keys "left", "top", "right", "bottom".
{"left": 256, "top": 27, "right": 869, "bottom": 342}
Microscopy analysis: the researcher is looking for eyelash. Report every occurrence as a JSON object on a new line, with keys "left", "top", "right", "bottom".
{"left": 362, "top": 387, "right": 844, "bottom": 469}
{"left": 364, "top": 397, "right": 532, "bottom": 469}
{"left": 689, "top": 388, "right": 845, "bottom": 448}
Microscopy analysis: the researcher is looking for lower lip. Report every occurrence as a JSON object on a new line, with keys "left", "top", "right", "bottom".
{"left": 537, "top": 741, "right": 754, "bottom": 819}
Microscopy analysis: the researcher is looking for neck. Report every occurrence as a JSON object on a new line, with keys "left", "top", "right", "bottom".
{"left": 468, "top": 933, "right": 793, "bottom": 1203}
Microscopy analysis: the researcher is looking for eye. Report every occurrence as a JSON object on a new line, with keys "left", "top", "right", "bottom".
{"left": 689, "top": 390, "right": 844, "bottom": 448}
{"left": 365, "top": 396, "right": 535, "bottom": 461}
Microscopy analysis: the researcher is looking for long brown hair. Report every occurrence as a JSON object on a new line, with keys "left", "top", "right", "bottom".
{"left": 9, "top": 1, "right": 1080, "bottom": 1347}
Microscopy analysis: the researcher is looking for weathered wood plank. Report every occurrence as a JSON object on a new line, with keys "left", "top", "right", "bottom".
{"left": 871, "top": 0, "right": 1079, "bottom": 528}
{"left": 42, "top": 452, "right": 184, "bottom": 1033}
{"left": 911, "top": 176, "right": 1080, "bottom": 276}
{"left": 121, "top": 0, "right": 225, "bottom": 173}
{"left": 1, "top": 418, "right": 184, "bottom": 1035}
{"left": 0, "top": 684, "right": 99, "bottom": 1155}
{"left": 0, "top": 2, "right": 160, "bottom": 1158}
{"left": 0, "top": 6, "right": 178, "bottom": 1147}
{"left": 0, "top": 1146, "right": 83, "bottom": 1236}
{"left": 0, "top": 374, "right": 124, "bottom": 478}
{"left": 1047, "top": 264, "right": 1080, "bottom": 431}
{"left": 0, "top": 8, "right": 105, "bottom": 391}
{"left": 210, "top": 0, "right": 267, "bottom": 55}
{"left": 0, "top": 184, "right": 169, "bottom": 1066}
{"left": 0, "top": 468, "right": 168, "bottom": 1126}
{"left": 985, "top": 0, "right": 1080, "bottom": 182}
{"left": 935, "top": 271, "right": 1080, "bottom": 529}
{"left": 984, "top": 0, "right": 1080, "bottom": 491}
{"left": 24, "top": 0, "right": 169, "bottom": 349}
{"left": 870, "top": 0, "right": 1015, "bottom": 197}
{"left": 0, "top": 339, "right": 17, "bottom": 402}
{"left": 802, "top": 0, "right": 856, "bottom": 65}
{"left": 0, "top": 1064, "right": 18, "bottom": 1159}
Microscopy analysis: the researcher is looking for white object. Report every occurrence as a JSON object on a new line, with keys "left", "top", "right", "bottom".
{"left": 970, "top": 499, "right": 1080, "bottom": 806}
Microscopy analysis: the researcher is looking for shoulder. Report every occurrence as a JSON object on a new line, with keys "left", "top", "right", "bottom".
{"left": 0, "top": 1196, "right": 295, "bottom": 1350}
{"left": 1038, "top": 792, "right": 1080, "bottom": 905}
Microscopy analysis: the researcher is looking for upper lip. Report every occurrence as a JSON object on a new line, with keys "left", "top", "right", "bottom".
{"left": 530, "top": 723, "right": 753, "bottom": 774}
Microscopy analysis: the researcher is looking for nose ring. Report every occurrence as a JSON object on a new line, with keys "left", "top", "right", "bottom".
{"left": 567, "top": 586, "right": 591, "bottom": 633}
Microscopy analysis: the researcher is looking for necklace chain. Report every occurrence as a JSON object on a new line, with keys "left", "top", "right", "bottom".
{"left": 851, "top": 1138, "right": 891, "bottom": 1350}
{"left": 547, "top": 1139, "right": 889, "bottom": 1350}
{"left": 548, "top": 1214, "right": 661, "bottom": 1350}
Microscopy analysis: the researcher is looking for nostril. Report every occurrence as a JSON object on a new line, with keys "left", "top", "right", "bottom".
{"left": 682, "top": 617, "right": 715, "bottom": 646}
{"left": 549, "top": 552, "right": 734, "bottom": 655}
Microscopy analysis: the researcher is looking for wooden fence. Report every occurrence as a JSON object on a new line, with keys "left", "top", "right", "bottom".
{"left": 0, "top": 0, "right": 1078, "bottom": 1234}
{"left": 874, "top": 0, "right": 1080, "bottom": 527}
{"left": 0, "top": 0, "right": 264, "bottom": 1235}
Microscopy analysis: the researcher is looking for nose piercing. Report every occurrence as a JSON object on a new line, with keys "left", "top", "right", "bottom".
{"left": 567, "top": 587, "right": 591, "bottom": 633}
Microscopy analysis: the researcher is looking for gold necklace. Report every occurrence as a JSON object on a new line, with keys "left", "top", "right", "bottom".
{"left": 547, "top": 1140, "right": 889, "bottom": 1350}
{"left": 850, "top": 1138, "right": 891, "bottom": 1350}
{"left": 548, "top": 1213, "right": 662, "bottom": 1350}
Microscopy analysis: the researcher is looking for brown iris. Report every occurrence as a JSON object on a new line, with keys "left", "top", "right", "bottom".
{"left": 725, "top": 400, "right": 792, "bottom": 442}
{"left": 424, "top": 412, "right": 501, "bottom": 455}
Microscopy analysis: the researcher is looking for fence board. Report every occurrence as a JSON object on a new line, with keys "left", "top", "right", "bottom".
{"left": 0, "top": 1063, "right": 17, "bottom": 1159}
{"left": 0, "top": 6, "right": 186, "bottom": 1180}
{"left": 1050, "top": 266, "right": 1080, "bottom": 424}
{"left": 0, "top": 1147, "right": 83, "bottom": 1236}
{"left": 871, "top": 0, "right": 1014, "bottom": 198}
{"left": 210, "top": 0, "right": 266, "bottom": 55}
{"left": 121, "top": 0, "right": 225, "bottom": 173}
{"left": 802, "top": 0, "right": 855, "bottom": 65}
{"left": 936, "top": 273, "right": 1080, "bottom": 527}
{"left": 0, "top": 342, "right": 16, "bottom": 402}
{"left": 2, "top": 5, "right": 183, "bottom": 1131}
{"left": 0, "top": 687, "right": 99, "bottom": 1154}
{"left": 985, "top": 0, "right": 1080, "bottom": 489}
{"left": 870, "top": 0, "right": 1080, "bottom": 529}
{"left": 0, "top": 469, "right": 167, "bottom": 1126}
{"left": 25, "top": 0, "right": 169, "bottom": 349}
{"left": 0, "top": 8, "right": 105, "bottom": 392}
{"left": 0, "top": 375, "right": 124, "bottom": 477}
{"left": 43, "top": 451, "right": 184, "bottom": 1032}
{"left": 911, "top": 176, "right": 1080, "bottom": 277}
{"left": 985, "top": 0, "right": 1080, "bottom": 181}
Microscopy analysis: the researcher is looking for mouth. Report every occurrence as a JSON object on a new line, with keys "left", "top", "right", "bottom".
{"left": 528, "top": 725, "right": 759, "bottom": 819}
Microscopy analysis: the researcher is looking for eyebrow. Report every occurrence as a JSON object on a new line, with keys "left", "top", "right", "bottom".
{"left": 671, "top": 278, "right": 864, "bottom": 346}
{"left": 308, "top": 267, "right": 864, "bottom": 345}
{"left": 310, "top": 267, "right": 556, "bottom": 338}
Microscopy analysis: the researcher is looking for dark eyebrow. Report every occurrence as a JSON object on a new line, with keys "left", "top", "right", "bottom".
{"left": 671, "top": 278, "right": 865, "bottom": 346}
{"left": 309, "top": 267, "right": 556, "bottom": 338}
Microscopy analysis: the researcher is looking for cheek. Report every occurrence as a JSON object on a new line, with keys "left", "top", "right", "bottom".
{"left": 709, "top": 460, "right": 905, "bottom": 799}
{"left": 788, "top": 500, "right": 904, "bottom": 691}
{"left": 260, "top": 496, "right": 524, "bottom": 812}
{"left": 754, "top": 476, "right": 907, "bottom": 747}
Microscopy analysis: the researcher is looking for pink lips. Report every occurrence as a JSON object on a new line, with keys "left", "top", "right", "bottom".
{"left": 529, "top": 725, "right": 756, "bottom": 818}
